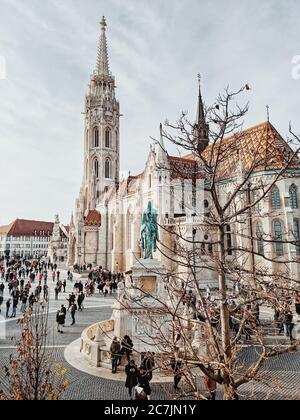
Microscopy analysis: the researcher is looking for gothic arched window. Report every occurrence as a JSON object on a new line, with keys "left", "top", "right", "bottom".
{"left": 293, "top": 219, "right": 300, "bottom": 256}
{"left": 94, "top": 127, "right": 99, "bottom": 148}
{"left": 105, "top": 128, "right": 111, "bottom": 148}
{"left": 105, "top": 159, "right": 111, "bottom": 179}
{"left": 274, "top": 220, "right": 284, "bottom": 257}
{"left": 256, "top": 223, "right": 264, "bottom": 256}
{"left": 290, "top": 184, "right": 298, "bottom": 209}
{"left": 226, "top": 225, "right": 233, "bottom": 256}
{"left": 271, "top": 186, "right": 281, "bottom": 209}
{"left": 94, "top": 159, "right": 99, "bottom": 179}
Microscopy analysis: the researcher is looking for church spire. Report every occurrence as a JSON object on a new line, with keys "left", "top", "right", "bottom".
{"left": 96, "top": 16, "right": 110, "bottom": 76}
{"left": 196, "top": 74, "right": 205, "bottom": 126}
{"left": 194, "top": 74, "right": 209, "bottom": 154}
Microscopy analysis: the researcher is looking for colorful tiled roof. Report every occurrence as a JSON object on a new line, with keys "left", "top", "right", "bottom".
{"left": 184, "top": 122, "right": 300, "bottom": 180}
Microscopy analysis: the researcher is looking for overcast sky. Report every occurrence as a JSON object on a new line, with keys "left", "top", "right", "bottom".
{"left": 0, "top": 0, "right": 299, "bottom": 225}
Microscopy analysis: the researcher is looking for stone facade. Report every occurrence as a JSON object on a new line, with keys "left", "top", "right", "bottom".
{"left": 68, "top": 17, "right": 300, "bottom": 289}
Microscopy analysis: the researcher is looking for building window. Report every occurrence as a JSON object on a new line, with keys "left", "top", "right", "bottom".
{"left": 226, "top": 225, "right": 233, "bottom": 256}
{"left": 293, "top": 219, "right": 300, "bottom": 256}
{"left": 181, "top": 181, "right": 185, "bottom": 211}
{"left": 105, "top": 128, "right": 111, "bottom": 148}
{"left": 149, "top": 175, "right": 152, "bottom": 189}
{"left": 271, "top": 187, "right": 281, "bottom": 209}
{"left": 256, "top": 223, "right": 264, "bottom": 256}
{"left": 94, "top": 127, "right": 99, "bottom": 148}
{"left": 170, "top": 186, "right": 175, "bottom": 215}
{"left": 105, "top": 159, "right": 111, "bottom": 179}
{"left": 274, "top": 221, "right": 284, "bottom": 257}
{"left": 94, "top": 159, "right": 99, "bottom": 178}
{"left": 290, "top": 185, "right": 298, "bottom": 209}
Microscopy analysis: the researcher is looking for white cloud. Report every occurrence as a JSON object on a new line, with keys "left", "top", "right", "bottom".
{"left": 0, "top": 0, "right": 300, "bottom": 226}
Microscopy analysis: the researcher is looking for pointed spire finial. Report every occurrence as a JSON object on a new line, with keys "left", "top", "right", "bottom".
{"left": 196, "top": 73, "right": 205, "bottom": 125}
{"left": 96, "top": 16, "right": 110, "bottom": 76}
{"left": 194, "top": 74, "right": 209, "bottom": 153}
{"left": 266, "top": 104, "right": 270, "bottom": 123}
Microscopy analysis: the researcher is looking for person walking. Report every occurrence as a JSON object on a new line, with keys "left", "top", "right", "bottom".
{"left": 171, "top": 349, "right": 182, "bottom": 391}
{"left": 20, "top": 295, "right": 28, "bottom": 313}
{"left": 77, "top": 292, "right": 85, "bottom": 311}
{"left": 56, "top": 309, "right": 65, "bottom": 334}
{"left": 6, "top": 298, "right": 11, "bottom": 318}
{"left": 283, "top": 310, "right": 295, "bottom": 344}
{"left": 140, "top": 352, "right": 155, "bottom": 383}
{"left": 0, "top": 282, "right": 4, "bottom": 313}
{"left": 70, "top": 302, "right": 77, "bottom": 326}
{"left": 60, "top": 305, "right": 67, "bottom": 327}
{"left": 138, "top": 368, "right": 152, "bottom": 400}
{"left": 110, "top": 337, "right": 121, "bottom": 374}
{"left": 54, "top": 286, "right": 59, "bottom": 301}
{"left": 125, "top": 360, "right": 139, "bottom": 400}
{"left": 63, "top": 280, "right": 67, "bottom": 293}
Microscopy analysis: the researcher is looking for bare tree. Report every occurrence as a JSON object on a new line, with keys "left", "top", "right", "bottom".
{"left": 122, "top": 84, "right": 300, "bottom": 400}
{"left": 0, "top": 303, "right": 68, "bottom": 401}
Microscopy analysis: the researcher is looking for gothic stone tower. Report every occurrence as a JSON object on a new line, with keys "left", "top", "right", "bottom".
{"left": 83, "top": 17, "right": 120, "bottom": 213}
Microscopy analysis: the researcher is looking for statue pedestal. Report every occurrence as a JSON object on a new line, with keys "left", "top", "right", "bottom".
{"left": 111, "top": 258, "right": 168, "bottom": 353}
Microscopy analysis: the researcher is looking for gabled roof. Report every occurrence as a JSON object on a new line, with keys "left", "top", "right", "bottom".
{"left": 168, "top": 156, "right": 201, "bottom": 181}
{"left": 0, "top": 220, "right": 54, "bottom": 237}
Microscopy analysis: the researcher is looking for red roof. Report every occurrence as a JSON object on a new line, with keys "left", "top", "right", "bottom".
{"left": 85, "top": 210, "right": 101, "bottom": 227}
{"left": 168, "top": 156, "right": 201, "bottom": 180}
{"left": 0, "top": 219, "right": 54, "bottom": 237}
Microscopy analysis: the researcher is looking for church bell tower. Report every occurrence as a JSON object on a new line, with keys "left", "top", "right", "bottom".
{"left": 83, "top": 17, "right": 120, "bottom": 212}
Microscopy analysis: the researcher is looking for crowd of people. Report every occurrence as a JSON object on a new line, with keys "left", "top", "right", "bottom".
{"left": 182, "top": 287, "right": 300, "bottom": 345}
{"left": 0, "top": 258, "right": 56, "bottom": 318}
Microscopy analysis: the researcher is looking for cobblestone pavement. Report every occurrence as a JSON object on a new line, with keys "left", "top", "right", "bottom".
{"left": 1, "top": 273, "right": 300, "bottom": 400}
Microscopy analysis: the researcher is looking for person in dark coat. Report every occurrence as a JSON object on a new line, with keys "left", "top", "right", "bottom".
{"left": 171, "top": 351, "right": 182, "bottom": 391}
{"left": 120, "top": 335, "right": 133, "bottom": 362}
{"left": 110, "top": 337, "right": 121, "bottom": 374}
{"left": 125, "top": 360, "right": 139, "bottom": 400}
{"left": 138, "top": 369, "right": 152, "bottom": 400}
{"left": 56, "top": 309, "right": 65, "bottom": 334}
{"left": 77, "top": 292, "right": 85, "bottom": 311}
{"left": 140, "top": 352, "right": 155, "bottom": 382}
{"left": 70, "top": 302, "right": 77, "bottom": 326}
